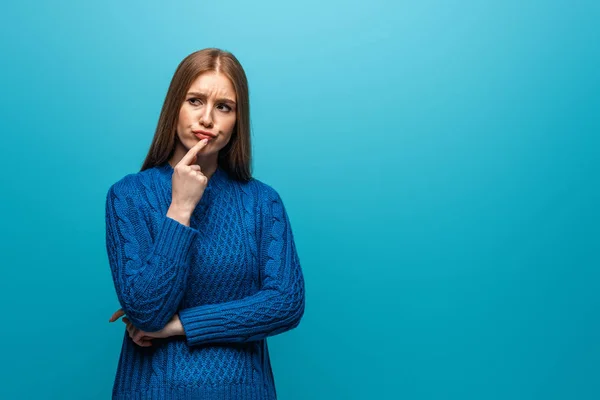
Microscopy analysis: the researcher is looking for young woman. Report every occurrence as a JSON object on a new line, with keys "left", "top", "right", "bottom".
{"left": 104, "top": 48, "right": 305, "bottom": 399}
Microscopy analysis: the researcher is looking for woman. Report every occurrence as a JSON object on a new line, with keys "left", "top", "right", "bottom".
{"left": 104, "top": 48, "right": 305, "bottom": 399}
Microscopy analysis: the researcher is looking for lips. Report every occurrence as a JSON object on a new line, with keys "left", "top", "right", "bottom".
{"left": 194, "top": 133, "right": 213, "bottom": 141}
{"left": 192, "top": 130, "right": 216, "bottom": 138}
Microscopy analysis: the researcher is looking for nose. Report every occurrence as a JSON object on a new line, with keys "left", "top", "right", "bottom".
{"left": 199, "top": 107, "right": 213, "bottom": 128}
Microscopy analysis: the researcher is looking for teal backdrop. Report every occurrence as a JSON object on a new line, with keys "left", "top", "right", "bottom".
{"left": 1, "top": 1, "right": 598, "bottom": 399}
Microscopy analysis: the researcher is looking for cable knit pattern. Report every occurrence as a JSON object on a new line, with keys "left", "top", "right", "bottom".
{"left": 104, "top": 163, "right": 305, "bottom": 400}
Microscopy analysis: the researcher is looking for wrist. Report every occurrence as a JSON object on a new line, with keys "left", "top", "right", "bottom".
{"left": 172, "top": 314, "right": 185, "bottom": 336}
{"left": 167, "top": 204, "right": 192, "bottom": 226}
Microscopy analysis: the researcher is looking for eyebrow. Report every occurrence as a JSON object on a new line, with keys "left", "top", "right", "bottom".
{"left": 186, "top": 91, "right": 236, "bottom": 105}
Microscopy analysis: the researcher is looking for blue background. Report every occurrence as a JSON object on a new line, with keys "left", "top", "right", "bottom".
{"left": 1, "top": 1, "right": 599, "bottom": 399}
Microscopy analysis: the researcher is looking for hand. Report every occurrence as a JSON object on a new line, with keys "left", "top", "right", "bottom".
{"left": 108, "top": 308, "right": 185, "bottom": 347}
{"left": 171, "top": 138, "right": 210, "bottom": 213}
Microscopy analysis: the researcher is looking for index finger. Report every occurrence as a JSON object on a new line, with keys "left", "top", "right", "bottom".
{"left": 177, "top": 139, "right": 208, "bottom": 167}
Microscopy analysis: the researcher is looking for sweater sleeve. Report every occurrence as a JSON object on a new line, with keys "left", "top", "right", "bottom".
{"left": 178, "top": 186, "right": 306, "bottom": 346}
{"left": 105, "top": 177, "right": 200, "bottom": 332}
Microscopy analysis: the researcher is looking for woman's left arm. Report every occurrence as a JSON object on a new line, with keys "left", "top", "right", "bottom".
{"left": 177, "top": 186, "right": 306, "bottom": 347}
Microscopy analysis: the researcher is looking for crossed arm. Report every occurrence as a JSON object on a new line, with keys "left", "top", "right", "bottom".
{"left": 105, "top": 180, "right": 305, "bottom": 346}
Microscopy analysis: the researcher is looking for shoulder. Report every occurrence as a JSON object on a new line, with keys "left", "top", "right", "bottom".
{"left": 106, "top": 168, "right": 154, "bottom": 204}
{"left": 238, "top": 176, "right": 282, "bottom": 205}
{"left": 107, "top": 173, "right": 138, "bottom": 198}
{"left": 234, "top": 177, "right": 286, "bottom": 222}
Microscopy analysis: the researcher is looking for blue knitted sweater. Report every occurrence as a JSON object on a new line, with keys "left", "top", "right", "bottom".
{"left": 104, "top": 162, "right": 305, "bottom": 399}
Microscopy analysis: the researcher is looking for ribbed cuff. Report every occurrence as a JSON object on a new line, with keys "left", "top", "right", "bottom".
{"left": 179, "top": 304, "right": 230, "bottom": 346}
{"left": 153, "top": 216, "right": 199, "bottom": 264}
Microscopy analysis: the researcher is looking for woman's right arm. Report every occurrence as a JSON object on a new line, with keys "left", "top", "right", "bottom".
{"left": 104, "top": 176, "right": 199, "bottom": 332}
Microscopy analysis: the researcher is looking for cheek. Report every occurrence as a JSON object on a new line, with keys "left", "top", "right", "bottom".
{"left": 178, "top": 107, "right": 193, "bottom": 126}
{"left": 219, "top": 114, "right": 237, "bottom": 133}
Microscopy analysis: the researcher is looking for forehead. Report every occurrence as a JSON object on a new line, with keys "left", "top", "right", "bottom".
{"left": 188, "top": 71, "right": 236, "bottom": 98}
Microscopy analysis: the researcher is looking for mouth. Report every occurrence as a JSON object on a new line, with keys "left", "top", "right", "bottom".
{"left": 193, "top": 131, "right": 216, "bottom": 141}
{"left": 192, "top": 131, "right": 217, "bottom": 138}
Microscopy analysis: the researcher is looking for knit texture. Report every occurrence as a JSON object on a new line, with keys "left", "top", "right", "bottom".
{"left": 104, "top": 162, "right": 305, "bottom": 399}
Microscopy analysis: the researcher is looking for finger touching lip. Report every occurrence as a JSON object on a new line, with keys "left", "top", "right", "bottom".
{"left": 194, "top": 132, "right": 214, "bottom": 141}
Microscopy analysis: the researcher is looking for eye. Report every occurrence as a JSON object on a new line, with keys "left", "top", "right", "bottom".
{"left": 188, "top": 98, "right": 202, "bottom": 106}
{"left": 217, "top": 104, "right": 232, "bottom": 112}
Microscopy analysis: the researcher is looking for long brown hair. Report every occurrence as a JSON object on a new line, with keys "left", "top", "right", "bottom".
{"left": 140, "top": 48, "right": 252, "bottom": 182}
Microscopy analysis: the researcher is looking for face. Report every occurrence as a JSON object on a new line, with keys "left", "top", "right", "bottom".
{"left": 172, "top": 71, "right": 237, "bottom": 165}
